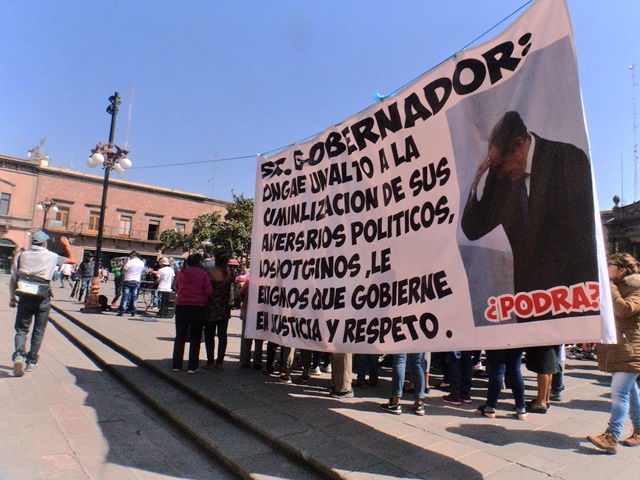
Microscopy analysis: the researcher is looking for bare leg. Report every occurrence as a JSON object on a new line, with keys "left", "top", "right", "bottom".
{"left": 534, "top": 373, "right": 551, "bottom": 408}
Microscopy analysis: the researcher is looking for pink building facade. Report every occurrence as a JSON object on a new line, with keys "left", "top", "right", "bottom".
{"left": 0, "top": 153, "right": 227, "bottom": 270}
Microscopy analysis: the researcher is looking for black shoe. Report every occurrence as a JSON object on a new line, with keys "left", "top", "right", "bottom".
{"left": 117, "top": 312, "right": 124, "bottom": 317}
{"left": 380, "top": 401, "right": 402, "bottom": 414}
{"left": 442, "top": 394, "right": 462, "bottom": 406}
{"left": 525, "top": 400, "right": 548, "bottom": 414}
{"left": 413, "top": 403, "right": 426, "bottom": 416}
{"left": 550, "top": 393, "right": 563, "bottom": 402}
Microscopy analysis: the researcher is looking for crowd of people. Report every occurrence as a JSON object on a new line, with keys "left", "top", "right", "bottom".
{"left": 8, "top": 236, "right": 640, "bottom": 456}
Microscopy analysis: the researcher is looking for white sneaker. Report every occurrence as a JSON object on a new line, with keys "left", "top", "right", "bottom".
{"left": 320, "top": 365, "right": 332, "bottom": 373}
{"left": 309, "top": 366, "right": 321, "bottom": 376}
{"left": 25, "top": 363, "right": 38, "bottom": 373}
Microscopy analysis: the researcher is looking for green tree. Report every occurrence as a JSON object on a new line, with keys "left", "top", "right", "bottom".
{"left": 215, "top": 193, "right": 253, "bottom": 260}
{"left": 158, "top": 229, "right": 191, "bottom": 253}
{"left": 191, "top": 211, "right": 224, "bottom": 256}
{"left": 158, "top": 193, "right": 253, "bottom": 261}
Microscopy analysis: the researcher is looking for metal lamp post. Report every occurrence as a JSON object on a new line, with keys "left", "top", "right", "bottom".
{"left": 82, "top": 92, "right": 132, "bottom": 313}
{"left": 37, "top": 198, "right": 58, "bottom": 231}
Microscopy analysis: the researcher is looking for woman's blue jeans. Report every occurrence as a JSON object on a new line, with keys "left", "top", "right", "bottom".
{"left": 392, "top": 353, "right": 425, "bottom": 401}
{"left": 608, "top": 371, "right": 640, "bottom": 439}
{"left": 485, "top": 348, "right": 525, "bottom": 411}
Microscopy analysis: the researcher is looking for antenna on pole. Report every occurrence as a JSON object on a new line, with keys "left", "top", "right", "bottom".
{"left": 208, "top": 152, "right": 218, "bottom": 198}
{"left": 124, "top": 84, "right": 134, "bottom": 149}
{"left": 632, "top": 64, "right": 638, "bottom": 202}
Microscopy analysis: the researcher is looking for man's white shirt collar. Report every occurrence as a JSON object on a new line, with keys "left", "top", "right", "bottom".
{"left": 524, "top": 132, "right": 535, "bottom": 195}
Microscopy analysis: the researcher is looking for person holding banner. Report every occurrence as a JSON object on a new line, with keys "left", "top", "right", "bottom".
{"left": 380, "top": 353, "right": 426, "bottom": 416}
{"left": 587, "top": 253, "right": 640, "bottom": 454}
{"left": 475, "top": 348, "right": 527, "bottom": 420}
{"left": 461, "top": 110, "right": 598, "bottom": 320}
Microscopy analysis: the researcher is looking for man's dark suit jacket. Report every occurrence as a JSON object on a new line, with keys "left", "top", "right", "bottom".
{"left": 461, "top": 133, "right": 599, "bottom": 308}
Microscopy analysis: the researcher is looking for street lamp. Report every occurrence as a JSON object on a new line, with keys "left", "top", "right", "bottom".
{"left": 82, "top": 92, "right": 132, "bottom": 314}
{"left": 37, "top": 198, "right": 58, "bottom": 231}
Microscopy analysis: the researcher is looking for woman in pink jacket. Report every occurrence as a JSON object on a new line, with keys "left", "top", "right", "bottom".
{"left": 172, "top": 253, "right": 213, "bottom": 373}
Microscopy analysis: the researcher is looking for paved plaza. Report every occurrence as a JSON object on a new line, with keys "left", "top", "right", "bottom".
{"left": 1, "top": 274, "right": 640, "bottom": 479}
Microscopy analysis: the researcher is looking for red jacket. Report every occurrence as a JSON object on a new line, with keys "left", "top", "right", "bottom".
{"left": 174, "top": 266, "right": 213, "bottom": 306}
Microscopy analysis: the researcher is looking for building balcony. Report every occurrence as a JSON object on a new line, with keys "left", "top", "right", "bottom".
{"left": 46, "top": 220, "right": 162, "bottom": 242}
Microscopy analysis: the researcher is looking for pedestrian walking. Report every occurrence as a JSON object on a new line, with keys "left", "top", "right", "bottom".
{"left": 59, "top": 262, "right": 74, "bottom": 288}
{"left": 588, "top": 253, "right": 640, "bottom": 454}
{"left": 77, "top": 255, "right": 95, "bottom": 303}
{"left": 111, "top": 263, "right": 124, "bottom": 307}
{"left": 9, "top": 231, "right": 75, "bottom": 376}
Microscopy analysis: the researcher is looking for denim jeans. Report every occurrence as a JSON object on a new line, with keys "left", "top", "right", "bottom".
{"left": 79, "top": 277, "right": 92, "bottom": 302}
{"left": 551, "top": 345, "right": 564, "bottom": 395}
{"left": 118, "top": 280, "right": 140, "bottom": 314}
{"left": 447, "top": 351, "right": 473, "bottom": 400}
{"left": 112, "top": 277, "right": 123, "bottom": 304}
{"left": 485, "top": 348, "right": 526, "bottom": 411}
{"left": 608, "top": 371, "right": 640, "bottom": 439}
{"left": 14, "top": 295, "right": 52, "bottom": 364}
{"left": 392, "top": 353, "right": 425, "bottom": 401}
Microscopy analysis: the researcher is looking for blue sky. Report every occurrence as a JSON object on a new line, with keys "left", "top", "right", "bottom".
{"left": 1, "top": 1, "right": 638, "bottom": 210}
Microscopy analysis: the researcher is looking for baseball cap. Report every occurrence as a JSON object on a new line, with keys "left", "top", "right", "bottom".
{"left": 32, "top": 230, "right": 50, "bottom": 245}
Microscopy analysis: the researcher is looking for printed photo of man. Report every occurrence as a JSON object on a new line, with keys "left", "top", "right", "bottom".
{"left": 460, "top": 111, "right": 599, "bottom": 321}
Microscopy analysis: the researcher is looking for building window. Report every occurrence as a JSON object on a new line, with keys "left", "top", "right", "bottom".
{"left": 0, "top": 193, "right": 10, "bottom": 215}
{"left": 119, "top": 215, "right": 132, "bottom": 237}
{"left": 88, "top": 211, "right": 101, "bottom": 232}
{"left": 175, "top": 222, "right": 186, "bottom": 232}
{"left": 54, "top": 206, "right": 70, "bottom": 228}
{"left": 147, "top": 219, "right": 160, "bottom": 240}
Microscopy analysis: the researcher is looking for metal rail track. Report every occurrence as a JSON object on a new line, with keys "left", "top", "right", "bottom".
{"left": 49, "top": 305, "right": 343, "bottom": 480}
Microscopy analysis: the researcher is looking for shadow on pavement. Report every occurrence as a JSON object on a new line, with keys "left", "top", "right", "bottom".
{"left": 447, "top": 423, "right": 581, "bottom": 449}
{"left": 70, "top": 360, "right": 484, "bottom": 479}
{"left": 68, "top": 366, "right": 228, "bottom": 480}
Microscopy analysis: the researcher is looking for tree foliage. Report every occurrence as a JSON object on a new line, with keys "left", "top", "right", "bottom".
{"left": 218, "top": 193, "right": 253, "bottom": 259}
{"left": 158, "top": 229, "right": 191, "bottom": 252}
{"left": 158, "top": 193, "right": 253, "bottom": 262}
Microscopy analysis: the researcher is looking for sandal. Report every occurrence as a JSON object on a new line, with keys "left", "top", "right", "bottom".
{"left": 475, "top": 405, "right": 496, "bottom": 419}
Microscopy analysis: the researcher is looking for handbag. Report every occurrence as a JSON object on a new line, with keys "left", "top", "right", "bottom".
{"left": 15, "top": 271, "right": 51, "bottom": 299}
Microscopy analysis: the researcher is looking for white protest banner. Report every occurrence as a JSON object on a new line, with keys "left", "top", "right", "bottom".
{"left": 248, "top": 0, "right": 613, "bottom": 354}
